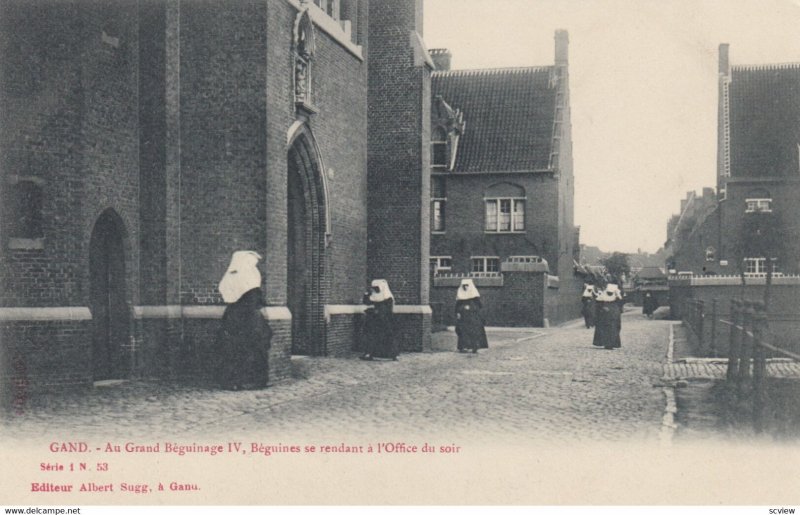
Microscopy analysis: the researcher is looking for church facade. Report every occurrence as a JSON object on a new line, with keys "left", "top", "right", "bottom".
{"left": 0, "top": 0, "right": 433, "bottom": 397}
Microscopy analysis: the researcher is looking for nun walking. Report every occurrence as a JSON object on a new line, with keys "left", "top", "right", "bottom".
{"left": 217, "top": 251, "right": 273, "bottom": 390}
{"left": 581, "top": 282, "right": 597, "bottom": 328}
{"left": 455, "top": 278, "right": 488, "bottom": 354}
{"left": 592, "top": 281, "right": 622, "bottom": 349}
{"left": 642, "top": 291, "right": 658, "bottom": 319}
{"left": 360, "top": 279, "right": 398, "bottom": 361}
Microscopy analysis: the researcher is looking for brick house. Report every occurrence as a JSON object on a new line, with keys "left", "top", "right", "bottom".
{"left": 665, "top": 45, "right": 800, "bottom": 278}
{"left": 0, "top": 0, "right": 433, "bottom": 396}
{"left": 427, "top": 31, "right": 581, "bottom": 327}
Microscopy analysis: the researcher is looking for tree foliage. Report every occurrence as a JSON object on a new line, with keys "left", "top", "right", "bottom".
{"left": 600, "top": 252, "right": 631, "bottom": 280}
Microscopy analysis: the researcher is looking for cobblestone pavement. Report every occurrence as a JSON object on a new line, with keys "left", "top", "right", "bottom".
{"left": 2, "top": 309, "right": 671, "bottom": 445}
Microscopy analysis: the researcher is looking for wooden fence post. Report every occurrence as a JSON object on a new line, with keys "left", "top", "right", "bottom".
{"left": 710, "top": 297, "right": 718, "bottom": 357}
{"left": 736, "top": 300, "right": 754, "bottom": 399}
{"left": 751, "top": 301, "right": 768, "bottom": 433}
{"left": 727, "top": 299, "right": 741, "bottom": 382}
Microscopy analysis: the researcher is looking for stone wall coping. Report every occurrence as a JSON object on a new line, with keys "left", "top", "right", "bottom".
{"left": 0, "top": 307, "right": 92, "bottom": 321}
{"left": 669, "top": 274, "right": 800, "bottom": 286}
{"left": 132, "top": 305, "right": 292, "bottom": 321}
{"left": 325, "top": 304, "right": 433, "bottom": 316}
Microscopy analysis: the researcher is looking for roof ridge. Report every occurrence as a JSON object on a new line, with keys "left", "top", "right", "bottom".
{"left": 732, "top": 62, "right": 800, "bottom": 71}
{"left": 431, "top": 66, "right": 553, "bottom": 77}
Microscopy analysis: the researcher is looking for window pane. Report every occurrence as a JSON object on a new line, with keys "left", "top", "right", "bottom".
{"left": 499, "top": 199, "right": 511, "bottom": 231}
{"left": 432, "top": 200, "right": 445, "bottom": 232}
{"left": 486, "top": 258, "right": 499, "bottom": 272}
{"left": 432, "top": 142, "right": 447, "bottom": 167}
{"left": 440, "top": 258, "right": 452, "bottom": 269}
{"left": 513, "top": 199, "right": 525, "bottom": 231}
{"left": 472, "top": 259, "right": 485, "bottom": 273}
{"left": 485, "top": 200, "right": 497, "bottom": 231}
{"left": 432, "top": 176, "right": 446, "bottom": 198}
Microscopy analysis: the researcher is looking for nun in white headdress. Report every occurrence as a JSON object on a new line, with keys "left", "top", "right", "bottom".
{"left": 360, "top": 279, "right": 397, "bottom": 361}
{"left": 592, "top": 281, "right": 622, "bottom": 349}
{"left": 581, "top": 282, "right": 597, "bottom": 329}
{"left": 216, "top": 251, "right": 272, "bottom": 390}
{"left": 455, "top": 278, "right": 488, "bottom": 353}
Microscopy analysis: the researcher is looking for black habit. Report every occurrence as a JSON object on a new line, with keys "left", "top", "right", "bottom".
{"left": 217, "top": 287, "right": 272, "bottom": 389}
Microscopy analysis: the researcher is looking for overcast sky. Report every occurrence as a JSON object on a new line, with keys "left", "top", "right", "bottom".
{"left": 423, "top": 0, "right": 800, "bottom": 254}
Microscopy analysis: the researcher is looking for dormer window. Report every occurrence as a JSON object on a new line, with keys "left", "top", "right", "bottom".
{"left": 313, "top": 0, "right": 339, "bottom": 20}
{"left": 745, "top": 198, "right": 772, "bottom": 213}
{"left": 431, "top": 96, "right": 465, "bottom": 171}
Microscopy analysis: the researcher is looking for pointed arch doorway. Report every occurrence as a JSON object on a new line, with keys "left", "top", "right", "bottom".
{"left": 287, "top": 127, "right": 329, "bottom": 356}
{"left": 89, "top": 209, "right": 130, "bottom": 381}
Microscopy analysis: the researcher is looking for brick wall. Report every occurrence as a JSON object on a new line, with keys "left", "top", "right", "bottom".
{"left": 430, "top": 173, "right": 560, "bottom": 272}
{"left": 1, "top": 2, "right": 90, "bottom": 307}
{"left": 0, "top": 320, "right": 92, "bottom": 406}
{"left": 431, "top": 272, "right": 547, "bottom": 327}
{"left": 669, "top": 281, "right": 800, "bottom": 357}
{"left": 179, "top": 0, "right": 269, "bottom": 304}
{"left": 367, "top": 0, "right": 429, "bottom": 305}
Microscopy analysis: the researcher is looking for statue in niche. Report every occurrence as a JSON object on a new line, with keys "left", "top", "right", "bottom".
{"left": 293, "top": 7, "right": 315, "bottom": 107}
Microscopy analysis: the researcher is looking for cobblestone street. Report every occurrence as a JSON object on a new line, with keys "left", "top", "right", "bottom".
{"left": 6, "top": 312, "right": 800, "bottom": 505}
{"left": 3, "top": 309, "right": 673, "bottom": 445}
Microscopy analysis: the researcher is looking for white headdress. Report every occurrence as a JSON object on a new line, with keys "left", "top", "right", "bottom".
{"left": 369, "top": 279, "right": 394, "bottom": 303}
{"left": 457, "top": 278, "right": 480, "bottom": 300}
{"left": 218, "top": 251, "right": 263, "bottom": 304}
{"left": 582, "top": 283, "right": 596, "bottom": 298}
{"left": 598, "top": 283, "right": 622, "bottom": 303}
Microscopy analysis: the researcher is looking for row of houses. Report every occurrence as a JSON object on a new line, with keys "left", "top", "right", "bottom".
{"left": 665, "top": 44, "right": 800, "bottom": 279}
{"left": 664, "top": 44, "right": 800, "bottom": 340}
{"left": 0, "top": 0, "right": 580, "bottom": 396}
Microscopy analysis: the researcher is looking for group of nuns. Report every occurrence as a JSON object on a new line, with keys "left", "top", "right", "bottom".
{"left": 358, "top": 277, "right": 488, "bottom": 360}
{"left": 581, "top": 277, "right": 623, "bottom": 349}
{"left": 214, "top": 251, "right": 491, "bottom": 390}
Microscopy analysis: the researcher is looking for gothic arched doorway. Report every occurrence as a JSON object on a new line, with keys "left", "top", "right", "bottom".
{"left": 287, "top": 129, "right": 328, "bottom": 355}
{"left": 89, "top": 209, "right": 130, "bottom": 381}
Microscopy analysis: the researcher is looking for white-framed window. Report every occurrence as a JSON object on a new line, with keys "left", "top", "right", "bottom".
{"left": 485, "top": 198, "right": 525, "bottom": 232}
{"left": 431, "top": 127, "right": 448, "bottom": 169}
{"left": 507, "top": 255, "right": 544, "bottom": 264}
{"left": 745, "top": 198, "right": 772, "bottom": 213}
{"left": 431, "top": 176, "right": 446, "bottom": 232}
{"left": 705, "top": 246, "right": 716, "bottom": 262}
{"left": 471, "top": 256, "right": 500, "bottom": 273}
{"left": 430, "top": 256, "right": 452, "bottom": 272}
{"left": 719, "top": 187, "right": 727, "bottom": 201}
{"left": 313, "top": 0, "right": 339, "bottom": 20}
{"left": 744, "top": 257, "right": 779, "bottom": 275}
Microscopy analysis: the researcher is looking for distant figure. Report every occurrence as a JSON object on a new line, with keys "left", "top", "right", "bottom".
{"left": 217, "top": 251, "right": 272, "bottom": 390}
{"left": 360, "top": 279, "right": 397, "bottom": 361}
{"left": 642, "top": 291, "right": 658, "bottom": 319}
{"left": 581, "top": 283, "right": 597, "bottom": 328}
{"left": 593, "top": 282, "right": 622, "bottom": 349}
{"left": 455, "top": 278, "right": 488, "bottom": 354}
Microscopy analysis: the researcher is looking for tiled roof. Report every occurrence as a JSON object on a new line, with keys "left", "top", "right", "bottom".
{"left": 729, "top": 63, "right": 800, "bottom": 178}
{"left": 431, "top": 67, "right": 557, "bottom": 173}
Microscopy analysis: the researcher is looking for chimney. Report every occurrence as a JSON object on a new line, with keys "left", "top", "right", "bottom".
{"left": 555, "top": 29, "right": 569, "bottom": 65}
{"left": 429, "top": 48, "right": 452, "bottom": 71}
{"left": 719, "top": 43, "right": 730, "bottom": 76}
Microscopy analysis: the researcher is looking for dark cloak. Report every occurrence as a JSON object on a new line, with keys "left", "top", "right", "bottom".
{"left": 363, "top": 297, "right": 397, "bottom": 359}
{"left": 642, "top": 293, "right": 658, "bottom": 317}
{"left": 217, "top": 287, "right": 272, "bottom": 389}
{"left": 581, "top": 296, "right": 596, "bottom": 328}
{"left": 455, "top": 298, "right": 489, "bottom": 351}
{"left": 592, "top": 301, "right": 621, "bottom": 348}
